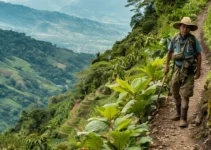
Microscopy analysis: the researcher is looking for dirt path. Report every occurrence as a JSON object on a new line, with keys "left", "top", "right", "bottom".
{"left": 71, "top": 101, "right": 80, "bottom": 118}
{"left": 149, "top": 4, "right": 211, "bottom": 150}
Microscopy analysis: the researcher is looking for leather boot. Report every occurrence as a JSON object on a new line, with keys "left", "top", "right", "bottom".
{"left": 171, "top": 104, "right": 181, "bottom": 121}
{"left": 179, "top": 107, "right": 188, "bottom": 127}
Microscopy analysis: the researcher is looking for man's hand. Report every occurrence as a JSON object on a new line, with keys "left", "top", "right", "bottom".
{"left": 195, "top": 53, "right": 201, "bottom": 80}
{"left": 194, "top": 70, "right": 200, "bottom": 79}
{"left": 164, "top": 51, "right": 172, "bottom": 75}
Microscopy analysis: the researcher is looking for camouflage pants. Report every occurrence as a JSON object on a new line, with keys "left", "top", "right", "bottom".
{"left": 171, "top": 65, "right": 194, "bottom": 108}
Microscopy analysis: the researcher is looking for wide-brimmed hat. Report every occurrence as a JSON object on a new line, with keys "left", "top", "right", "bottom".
{"left": 173, "top": 17, "right": 198, "bottom": 31}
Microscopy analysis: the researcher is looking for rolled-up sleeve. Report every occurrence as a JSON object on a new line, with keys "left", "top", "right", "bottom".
{"left": 168, "top": 38, "right": 174, "bottom": 53}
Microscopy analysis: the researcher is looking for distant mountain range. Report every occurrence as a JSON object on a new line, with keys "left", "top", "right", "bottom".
{"left": 0, "top": 1, "right": 129, "bottom": 53}
{"left": 60, "top": 0, "right": 132, "bottom": 26}
{"left": 0, "top": 29, "right": 93, "bottom": 133}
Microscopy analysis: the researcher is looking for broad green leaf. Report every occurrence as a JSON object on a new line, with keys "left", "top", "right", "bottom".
{"left": 131, "top": 77, "right": 142, "bottom": 89}
{"left": 108, "top": 84, "right": 128, "bottom": 93}
{"left": 101, "top": 144, "right": 112, "bottom": 150}
{"left": 121, "top": 100, "right": 135, "bottom": 114}
{"left": 77, "top": 132, "right": 90, "bottom": 136}
{"left": 103, "top": 103, "right": 118, "bottom": 108}
{"left": 104, "top": 106, "right": 118, "bottom": 120}
{"left": 126, "top": 72, "right": 146, "bottom": 80}
{"left": 146, "top": 64, "right": 155, "bottom": 79}
{"left": 127, "top": 147, "right": 141, "bottom": 150}
{"left": 97, "top": 106, "right": 118, "bottom": 120}
{"left": 111, "top": 130, "right": 131, "bottom": 150}
{"left": 142, "top": 84, "right": 157, "bottom": 96}
{"left": 85, "top": 120, "right": 109, "bottom": 133}
{"left": 97, "top": 107, "right": 106, "bottom": 116}
{"left": 151, "top": 58, "right": 164, "bottom": 66}
{"left": 88, "top": 117, "right": 108, "bottom": 123}
{"left": 116, "top": 78, "right": 134, "bottom": 95}
{"left": 136, "top": 136, "right": 152, "bottom": 145}
{"left": 130, "top": 100, "right": 147, "bottom": 117}
{"left": 83, "top": 133, "right": 103, "bottom": 150}
{"left": 139, "top": 94, "right": 152, "bottom": 102}
{"left": 114, "top": 118, "right": 131, "bottom": 131}
{"left": 136, "top": 94, "right": 144, "bottom": 101}
{"left": 140, "top": 64, "right": 154, "bottom": 79}
{"left": 131, "top": 128, "right": 148, "bottom": 137}
{"left": 137, "top": 127, "right": 148, "bottom": 133}
{"left": 151, "top": 95, "right": 159, "bottom": 101}
{"left": 106, "top": 142, "right": 117, "bottom": 150}
{"left": 124, "top": 113, "right": 134, "bottom": 119}
{"left": 134, "top": 78, "right": 152, "bottom": 93}
{"left": 154, "top": 70, "right": 163, "bottom": 80}
{"left": 139, "top": 123, "right": 149, "bottom": 130}
{"left": 142, "top": 88, "right": 156, "bottom": 97}
{"left": 129, "top": 123, "right": 149, "bottom": 136}
{"left": 139, "top": 68, "right": 147, "bottom": 74}
{"left": 117, "top": 92, "right": 128, "bottom": 102}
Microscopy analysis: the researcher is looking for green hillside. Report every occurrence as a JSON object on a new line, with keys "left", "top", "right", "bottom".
{"left": 0, "top": 29, "right": 94, "bottom": 133}
{"left": 1, "top": 0, "right": 211, "bottom": 149}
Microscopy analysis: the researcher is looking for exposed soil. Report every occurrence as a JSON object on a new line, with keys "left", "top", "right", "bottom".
{"left": 71, "top": 101, "right": 81, "bottom": 118}
{"left": 149, "top": 3, "right": 211, "bottom": 150}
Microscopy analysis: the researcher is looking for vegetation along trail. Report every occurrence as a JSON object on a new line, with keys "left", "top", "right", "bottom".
{"left": 149, "top": 3, "right": 211, "bottom": 150}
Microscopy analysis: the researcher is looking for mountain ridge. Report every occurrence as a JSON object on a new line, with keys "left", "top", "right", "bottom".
{"left": 0, "top": 28, "right": 94, "bottom": 133}
{"left": 0, "top": 1, "right": 128, "bottom": 53}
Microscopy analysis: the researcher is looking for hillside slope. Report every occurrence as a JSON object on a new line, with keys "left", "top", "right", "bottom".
{"left": 0, "top": 29, "right": 93, "bottom": 133}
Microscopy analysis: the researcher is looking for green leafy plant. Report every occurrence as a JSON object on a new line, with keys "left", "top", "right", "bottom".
{"left": 78, "top": 103, "right": 151, "bottom": 149}
{"left": 26, "top": 133, "right": 51, "bottom": 150}
{"left": 108, "top": 77, "right": 159, "bottom": 122}
{"left": 77, "top": 73, "right": 159, "bottom": 149}
{"left": 138, "top": 58, "right": 164, "bottom": 82}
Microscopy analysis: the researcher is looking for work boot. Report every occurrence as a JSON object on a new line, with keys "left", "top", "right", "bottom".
{"left": 171, "top": 104, "right": 181, "bottom": 121}
{"left": 179, "top": 107, "right": 188, "bottom": 127}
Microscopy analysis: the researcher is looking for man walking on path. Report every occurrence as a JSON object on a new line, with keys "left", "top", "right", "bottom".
{"left": 164, "top": 17, "right": 202, "bottom": 127}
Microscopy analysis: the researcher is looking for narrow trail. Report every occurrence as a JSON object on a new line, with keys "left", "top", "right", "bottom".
{"left": 149, "top": 4, "right": 211, "bottom": 150}
{"left": 71, "top": 101, "right": 81, "bottom": 118}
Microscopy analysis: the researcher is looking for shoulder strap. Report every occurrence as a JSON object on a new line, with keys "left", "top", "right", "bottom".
{"left": 172, "top": 33, "right": 180, "bottom": 50}
{"left": 172, "top": 33, "right": 197, "bottom": 53}
{"left": 188, "top": 34, "right": 196, "bottom": 52}
{"left": 181, "top": 39, "right": 188, "bottom": 53}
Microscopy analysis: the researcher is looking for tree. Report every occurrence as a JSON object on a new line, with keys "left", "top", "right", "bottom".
{"left": 26, "top": 133, "right": 51, "bottom": 150}
{"left": 126, "top": 0, "right": 155, "bottom": 10}
{"left": 126, "top": 0, "right": 156, "bottom": 28}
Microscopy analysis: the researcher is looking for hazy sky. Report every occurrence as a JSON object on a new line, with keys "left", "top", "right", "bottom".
{"left": 1, "top": 0, "right": 80, "bottom": 11}
{"left": 1, "top": 0, "right": 133, "bottom": 26}
{"left": 1, "top": 0, "right": 132, "bottom": 13}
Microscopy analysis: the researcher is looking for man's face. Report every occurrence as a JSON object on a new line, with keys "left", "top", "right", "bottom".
{"left": 179, "top": 24, "right": 190, "bottom": 37}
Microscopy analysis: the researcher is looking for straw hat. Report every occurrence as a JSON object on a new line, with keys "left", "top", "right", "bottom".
{"left": 173, "top": 17, "right": 198, "bottom": 31}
